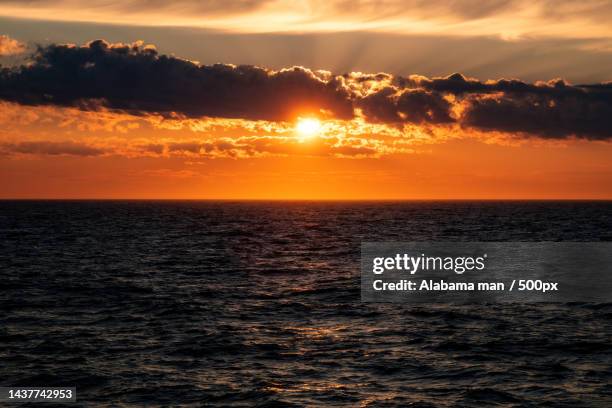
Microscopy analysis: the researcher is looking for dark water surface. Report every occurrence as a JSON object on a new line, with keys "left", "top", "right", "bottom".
{"left": 1, "top": 201, "right": 611, "bottom": 407}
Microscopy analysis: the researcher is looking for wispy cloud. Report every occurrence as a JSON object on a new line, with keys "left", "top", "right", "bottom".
{"left": 2, "top": 0, "right": 612, "bottom": 40}
{"left": 1, "top": 140, "right": 105, "bottom": 156}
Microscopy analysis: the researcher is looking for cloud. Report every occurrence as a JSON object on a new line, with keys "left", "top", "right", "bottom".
{"left": 2, "top": 0, "right": 612, "bottom": 40}
{"left": 329, "top": 0, "right": 517, "bottom": 20}
{"left": 462, "top": 92, "right": 612, "bottom": 140}
{"left": 148, "top": 136, "right": 383, "bottom": 159}
{"left": 140, "top": 143, "right": 165, "bottom": 155}
{"left": 0, "top": 40, "right": 353, "bottom": 122}
{"left": 0, "top": 0, "right": 272, "bottom": 17}
{"left": 404, "top": 74, "right": 612, "bottom": 139}
{"left": 167, "top": 142, "right": 202, "bottom": 154}
{"left": 356, "top": 87, "right": 454, "bottom": 125}
{"left": 1, "top": 40, "right": 612, "bottom": 140}
{"left": 162, "top": 136, "right": 384, "bottom": 158}
{"left": 0, "top": 34, "right": 25, "bottom": 56}
{"left": 1, "top": 141, "right": 105, "bottom": 156}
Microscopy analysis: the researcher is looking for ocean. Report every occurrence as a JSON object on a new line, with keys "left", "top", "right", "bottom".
{"left": 1, "top": 200, "right": 611, "bottom": 406}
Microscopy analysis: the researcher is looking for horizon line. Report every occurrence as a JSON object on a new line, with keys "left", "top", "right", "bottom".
{"left": 2, "top": 198, "right": 611, "bottom": 202}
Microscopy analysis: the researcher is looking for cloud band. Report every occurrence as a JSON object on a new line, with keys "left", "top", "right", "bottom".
{"left": 1, "top": 40, "right": 611, "bottom": 140}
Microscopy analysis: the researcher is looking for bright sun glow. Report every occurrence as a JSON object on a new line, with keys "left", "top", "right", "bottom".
{"left": 295, "top": 118, "right": 321, "bottom": 139}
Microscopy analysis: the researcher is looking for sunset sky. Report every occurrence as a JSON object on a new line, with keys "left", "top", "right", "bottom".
{"left": 1, "top": 1, "right": 611, "bottom": 199}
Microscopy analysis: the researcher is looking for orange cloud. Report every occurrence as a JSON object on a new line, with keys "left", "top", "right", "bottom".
{"left": 2, "top": 0, "right": 612, "bottom": 41}
{"left": 0, "top": 34, "right": 24, "bottom": 56}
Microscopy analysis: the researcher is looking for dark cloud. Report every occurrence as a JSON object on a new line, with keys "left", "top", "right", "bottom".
{"left": 395, "top": 73, "right": 612, "bottom": 139}
{"left": 407, "top": 73, "right": 583, "bottom": 97}
{"left": 0, "top": 40, "right": 354, "bottom": 122}
{"left": 140, "top": 143, "right": 164, "bottom": 154}
{"left": 167, "top": 142, "right": 202, "bottom": 154}
{"left": 462, "top": 93, "right": 612, "bottom": 140}
{"left": 357, "top": 87, "right": 453, "bottom": 124}
{"left": 2, "top": 141, "right": 105, "bottom": 156}
{"left": 1, "top": 40, "right": 612, "bottom": 140}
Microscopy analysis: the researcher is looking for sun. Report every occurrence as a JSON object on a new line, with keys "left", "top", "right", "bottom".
{"left": 295, "top": 118, "right": 321, "bottom": 139}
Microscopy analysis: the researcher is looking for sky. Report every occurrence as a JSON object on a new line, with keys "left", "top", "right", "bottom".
{"left": 1, "top": 1, "right": 611, "bottom": 199}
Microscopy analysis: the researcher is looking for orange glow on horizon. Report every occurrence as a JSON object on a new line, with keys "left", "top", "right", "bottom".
{"left": 0, "top": 103, "right": 611, "bottom": 200}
